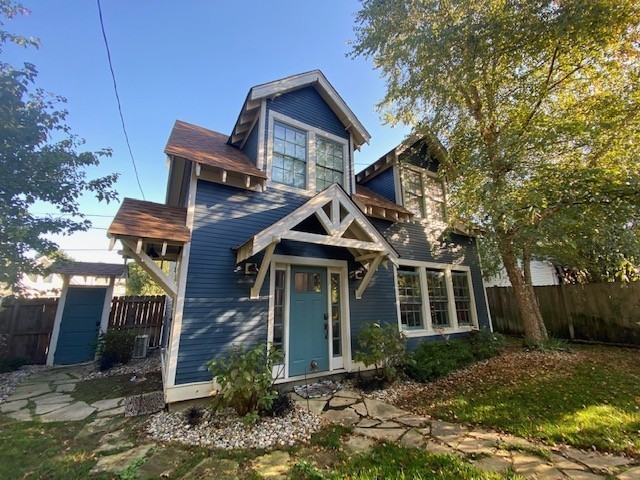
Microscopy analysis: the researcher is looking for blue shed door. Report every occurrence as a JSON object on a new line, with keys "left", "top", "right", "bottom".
{"left": 54, "top": 287, "right": 107, "bottom": 365}
{"left": 289, "top": 266, "right": 328, "bottom": 376}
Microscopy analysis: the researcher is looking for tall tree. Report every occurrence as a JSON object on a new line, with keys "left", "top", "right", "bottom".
{"left": 352, "top": 0, "right": 640, "bottom": 343}
{"left": 0, "top": 1, "right": 118, "bottom": 289}
{"left": 126, "top": 262, "right": 170, "bottom": 297}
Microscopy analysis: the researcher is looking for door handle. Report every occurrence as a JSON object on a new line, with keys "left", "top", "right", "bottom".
{"left": 324, "top": 313, "right": 328, "bottom": 320}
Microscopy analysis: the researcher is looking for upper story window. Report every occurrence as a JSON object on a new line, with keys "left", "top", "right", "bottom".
{"left": 316, "top": 137, "right": 344, "bottom": 192}
{"left": 272, "top": 122, "right": 307, "bottom": 189}
{"left": 402, "top": 167, "right": 445, "bottom": 222}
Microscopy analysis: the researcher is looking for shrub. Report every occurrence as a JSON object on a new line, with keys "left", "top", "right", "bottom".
{"left": 0, "top": 356, "right": 28, "bottom": 373}
{"left": 185, "top": 405, "right": 204, "bottom": 426}
{"left": 404, "top": 329, "right": 504, "bottom": 383}
{"left": 208, "top": 344, "right": 283, "bottom": 421}
{"left": 263, "top": 391, "right": 294, "bottom": 418}
{"left": 96, "top": 329, "right": 137, "bottom": 371}
{"left": 354, "top": 323, "right": 407, "bottom": 384}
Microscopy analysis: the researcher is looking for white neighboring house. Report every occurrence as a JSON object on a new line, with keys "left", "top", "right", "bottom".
{"left": 485, "top": 260, "right": 560, "bottom": 287}
{"left": 19, "top": 256, "right": 126, "bottom": 297}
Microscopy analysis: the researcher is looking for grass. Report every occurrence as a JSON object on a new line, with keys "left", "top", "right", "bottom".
{"left": 396, "top": 342, "right": 640, "bottom": 456}
{"left": 73, "top": 371, "right": 163, "bottom": 404}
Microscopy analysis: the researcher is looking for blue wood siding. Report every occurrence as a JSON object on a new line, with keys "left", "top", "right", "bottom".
{"left": 241, "top": 122, "right": 259, "bottom": 166}
{"left": 361, "top": 166, "right": 397, "bottom": 203}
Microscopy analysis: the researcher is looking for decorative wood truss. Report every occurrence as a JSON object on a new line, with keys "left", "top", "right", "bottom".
{"left": 235, "top": 184, "right": 399, "bottom": 299}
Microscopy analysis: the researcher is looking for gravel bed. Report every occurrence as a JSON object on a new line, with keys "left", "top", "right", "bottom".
{"left": 80, "top": 351, "right": 161, "bottom": 380}
{"left": 124, "top": 390, "right": 165, "bottom": 417}
{"left": 148, "top": 403, "right": 323, "bottom": 450}
{"left": 0, "top": 364, "right": 50, "bottom": 404}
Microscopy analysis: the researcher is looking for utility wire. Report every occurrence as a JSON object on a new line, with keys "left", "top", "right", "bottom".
{"left": 96, "top": 0, "right": 145, "bottom": 200}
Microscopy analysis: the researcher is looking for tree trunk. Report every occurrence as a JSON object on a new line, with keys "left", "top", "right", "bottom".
{"left": 522, "top": 247, "right": 532, "bottom": 285}
{"left": 498, "top": 237, "right": 548, "bottom": 344}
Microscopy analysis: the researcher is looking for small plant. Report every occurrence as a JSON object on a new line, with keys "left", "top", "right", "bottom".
{"left": 354, "top": 322, "right": 407, "bottom": 384}
{"left": 208, "top": 343, "right": 283, "bottom": 420}
{"left": 290, "top": 460, "right": 325, "bottom": 480}
{"left": 95, "top": 329, "right": 137, "bottom": 371}
{"left": 263, "top": 391, "right": 294, "bottom": 417}
{"left": 185, "top": 405, "right": 204, "bottom": 427}
{"left": 524, "top": 335, "right": 572, "bottom": 353}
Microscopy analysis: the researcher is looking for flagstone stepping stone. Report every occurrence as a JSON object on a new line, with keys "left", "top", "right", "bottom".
{"left": 7, "top": 383, "right": 51, "bottom": 401}
{"left": 356, "top": 418, "right": 380, "bottom": 428}
{"left": 615, "top": 466, "right": 640, "bottom": 480}
{"left": 363, "top": 398, "right": 406, "bottom": 421}
{"left": 34, "top": 393, "right": 74, "bottom": 405}
{"left": 182, "top": 457, "right": 238, "bottom": 480}
{"left": 40, "top": 401, "right": 96, "bottom": 422}
{"left": 456, "top": 437, "right": 496, "bottom": 455}
{"left": 55, "top": 383, "right": 76, "bottom": 393}
{"left": 252, "top": 451, "right": 291, "bottom": 479}
{"left": 562, "top": 471, "right": 606, "bottom": 480}
{"left": 396, "top": 414, "right": 430, "bottom": 428}
{"left": 354, "top": 426, "right": 406, "bottom": 442}
{"left": 0, "top": 400, "right": 27, "bottom": 413}
{"left": 473, "top": 455, "right": 513, "bottom": 473}
{"left": 35, "top": 402, "right": 71, "bottom": 415}
{"left": 424, "top": 440, "right": 461, "bottom": 456}
{"left": 549, "top": 453, "right": 586, "bottom": 471}
{"left": 400, "top": 429, "right": 425, "bottom": 448}
{"left": 97, "top": 406, "right": 125, "bottom": 418}
{"left": 344, "top": 435, "right": 375, "bottom": 455}
{"left": 467, "top": 430, "right": 503, "bottom": 443}
{"left": 430, "top": 420, "right": 469, "bottom": 446}
{"left": 90, "top": 444, "right": 154, "bottom": 475}
{"left": 96, "top": 430, "right": 134, "bottom": 453}
{"left": 76, "top": 417, "right": 126, "bottom": 439}
{"left": 378, "top": 421, "right": 402, "bottom": 428}
{"left": 352, "top": 402, "right": 368, "bottom": 417}
{"left": 329, "top": 396, "right": 357, "bottom": 408}
{"left": 91, "top": 398, "right": 123, "bottom": 411}
{"left": 512, "top": 453, "right": 564, "bottom": 480}
{"left": 7, "top": 409, "right": 32, "bottom": 421}
{"left": 334, "top": 389, "right": 361, "bottom": 399}
{"left": 322, "top": 408, "right": 360, "bottom": 426}
{"left": 290, "top": 393, "right": 327, "bottom": 415}
{"left": 562, "top": 447, "right": 631, "bottom": 472}
{"left": 53, "top": 379, "right": 78, "bottom": 385}
{"left": 136, "top": 447, "right": 191, "bottom": 479}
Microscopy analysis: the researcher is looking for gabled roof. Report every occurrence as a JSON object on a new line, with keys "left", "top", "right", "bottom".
{"left": 230, "top": 70, "right": 371, "bottom": 149}
{"left": 353, "top": 185, "right": 413, "bottom": 222}
{"left": 108, "top": 198, "right": 191, "bottom": 243}
{"left": 165, "top": 120, "right": 267, "bottom": 180}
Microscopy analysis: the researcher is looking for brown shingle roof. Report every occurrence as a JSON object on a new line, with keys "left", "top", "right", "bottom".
{"left": 353, "top": 185, "right": 413, "bottom": 216}
{"left": 108, "top": 198, "right": 191, "bottom": 243}
{"left": 51, "top": 261, "right": 125, "bottom": 277}
{"left": 165, "top": 120, "right": 267, "bottom": 179}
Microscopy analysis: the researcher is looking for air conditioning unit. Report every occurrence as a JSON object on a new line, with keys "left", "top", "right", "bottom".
{"left": 132, "top": 334, "right": 149, "bottom": 359}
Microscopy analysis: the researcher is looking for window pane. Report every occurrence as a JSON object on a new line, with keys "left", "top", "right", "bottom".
{"left": 397, "top": 270, "right": 423, "bottom": 329}
{"left": 403, "top": 170, "right": 424, "bottom": 217}
{"left": 426, "top": 270, "right": 450, "bottom": 327}
{"left": 452, "top": 272, "right": 473, "bottom": 326}
{"left": 272, "top": 122, "right": 306, "bottom": 188}
{"left": 294, "top": 272, "right": 321, "bottom": 292}
{"left": 273, "top": 270, "right": 286, "bottom": 351}
{"left": 331, "top": 273, "right": 341, "bottom": 356}
{"left": 315, "top": 137, "right": 344, "bottom": 193}
{"left": 424, "top": 176, "right": 445, "bottom": 222}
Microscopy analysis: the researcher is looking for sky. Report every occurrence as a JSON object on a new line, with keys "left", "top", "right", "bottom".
{"left": 4, "top": 0, "right": 410, "bottom": 263}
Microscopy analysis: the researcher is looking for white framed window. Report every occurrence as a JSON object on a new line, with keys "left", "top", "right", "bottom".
{"left": 266, "top": 111, "right": 350, "bottom": 195}
{"left": 394, "top": 261, "right": 478, "bottom": 337}
{"left": 400, "top": 165, "right": 445, "bottom": 221}
{"left": 403, "top": 169, "right": 424, "bottom": 217}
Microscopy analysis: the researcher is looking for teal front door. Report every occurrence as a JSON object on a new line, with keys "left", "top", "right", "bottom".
{"left": 289, "top": 266, "right": 329, "bottom": 376}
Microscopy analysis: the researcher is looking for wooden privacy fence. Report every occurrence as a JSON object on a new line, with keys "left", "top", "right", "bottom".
{"left": 108, "top": 295, "right": 166, "bottom": 348}
{"left": 0, "top": 295, "right": 166, "bottom": 364}
{"left": 487, "top": 283, "right": 640, "bottom": 345}
{"left": 0, "top": 297, "right": 58, "bottom": 364}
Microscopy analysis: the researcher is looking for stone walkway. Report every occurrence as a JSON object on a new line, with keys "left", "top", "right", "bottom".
{"left": 0, "top": 367, "right": 125, "bottom": 421}
{"left": 292, "top": 389, "right": 639, "bottom": 480}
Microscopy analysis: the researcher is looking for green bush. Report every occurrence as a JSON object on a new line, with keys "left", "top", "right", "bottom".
{"left": 208, "top": 344, "right": 283, "bottom": 421}
{"left": 96, "top": 329, "right": 137, "bottom": 371}
{"left": 0, "top": 356, "right": 28, "bottom": 373}
{"left": 354, "top": 323, "right": 407, "bottom": 383}
{"left": 405, "top": 329, "right": 505, "bottom": 383}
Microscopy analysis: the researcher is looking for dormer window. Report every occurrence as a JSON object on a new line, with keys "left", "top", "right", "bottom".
{"left": 272, "top": 122, "right": 307, "bottom": 189}
{"left": 403, "top": 170, "right": 424, "bottom": 217}
{"left": 316, "top": 136, "right": 344, "bottom": 192}
{"left": 401, "top": 166, "right": 445, "bottom": 222}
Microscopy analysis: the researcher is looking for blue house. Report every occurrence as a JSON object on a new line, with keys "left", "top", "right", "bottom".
{"left": 107, "top": 71, "right": 492, "bottom": 404}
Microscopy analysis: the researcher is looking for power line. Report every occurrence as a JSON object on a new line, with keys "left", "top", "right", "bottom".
{"left": 96, "top": 0, "right": 145, "bottom": 200}
{"left": 31, "top": 212, "right": 114, "bottom": 218}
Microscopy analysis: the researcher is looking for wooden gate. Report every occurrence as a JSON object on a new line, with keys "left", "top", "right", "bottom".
{"left": 0, "top": 297, "right": 58, "bottom": 364}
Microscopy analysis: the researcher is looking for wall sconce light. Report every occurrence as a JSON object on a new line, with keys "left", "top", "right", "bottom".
{"left": 349, "top": 268, "right": 365, "bottom": 280}
{"left": 244, "top": 263, "right": 258, "bottom": 275}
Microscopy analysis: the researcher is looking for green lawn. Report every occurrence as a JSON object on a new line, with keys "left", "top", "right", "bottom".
{"left": 72, "top": 371, "right": 164, "bottom": 404}
{"left": 396, "top": 343, "right": 640, "bottom": 456}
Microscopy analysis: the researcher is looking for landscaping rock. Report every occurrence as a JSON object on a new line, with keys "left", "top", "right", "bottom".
{"left": 396, "top": 414, "right": 429, "bottom": 428}
{"left": 7, "top": 409, "right": 32, "bottom": 421}
{"left": 616, "top": 466, "right": 640, "bottom": 480}
{"left": 473, "top": 455, "right": 513, "bottom": 473}
{"left": 354, "top": 426, "right": 406, "bottom": 442}
{"left": 97, "top": 406, "right": 125, "bottom": 418}
{"left": 356, "top": 418, "right": 380, "bottom": 428}
{"left": 7, "top": 382, "right": 51, "bottom": 401}
{"left": 136, "top": 447, "right": 190, "bottom": 479}
{"left": 76, "top": 417, "right": 126, "bottom": 439}
{"left": 562, "top": 470, "right": 606, "bottom": 480}
{"left": 252, "top": 451, "right": 291, "bottom": 479}
{"left": 33, "top": 393, "right": 74, "bottom": 405}
{"left": 378, "top": 420, "right": 402, "bottom": 428}
{"left": 322, "top": 408, "right": 360, "bottom": 426}
{"left": 352, "top": 402, "right": 368, "bottom": 416}
{"left": 424, "top": 440, "right": 460, "bottom": 456}
{"left": 456, "top": 437, "right": 496, "bottom": 455}
{"left": 549, "top": 453, "right": 586, "bottom": 471}
{"left": 562, "top": 448, "right": 632, "bottom": 472}
{"left": 400, "top": 429, "right": 425, "bottom": 448}
{"left": 430, "top": 420, "right": 468, "bottom": 447}
{"left": 0, "top": 399, "right": 27, "bottom": 413}
{"left": 334, "top": 389, "right": 361, "bottom": 399}
{"left": 512, "top": 453, "right": 564, "bottom": 480}
{"left": 290, "top": 393, "right": 327, "bottom": 415}
{"left": 91, "top": 397, "right": 123, "bottom": 411}
{"left": 55, "top": 383, "right": 76, "bottom": 393}
{"left": 329, "top": 396, "right": 357, "bottom": 408}
{"left": 90, "top": 444, "right": 154, "bottom": 475}
{"left": 363, "top": 398, "right": 406, "bottom": 421}
{"left": 343, "top": 435, "right": 375, "bottom": 454}
{"left": 40, "top": 401, "right": 95, "bottom": 422}
{"left": 35, "top": 402, "right": 71, "bottom": 415}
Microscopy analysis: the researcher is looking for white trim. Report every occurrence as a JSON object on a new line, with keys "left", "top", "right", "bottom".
{"left": 165, "top": 381, "right": 214, "bottom": 404}
{"left": 98, "top": 276, "right": 115, "bottom": 334}
{"left": 257, "top": 100, "right": 267, "bottom": 171}
{"left": 393, "top": 160, "right": 403, "bottom": 205}
{"left": 265, "top": 111, "right": 350, "bottom": 195}
{"left": 398, "top": 259, "right": 470, "bottom": 271}
{"left": 272, "top": 255, "right": 347, "bottom": 269}
{"left": 121, "top": 240, "right": 177, "bottom": 299}
{"left": 46, "top": 275, "right": 70, "bottom": 366}
{"left": 165, "top": 164, "right": 197, "bottom": 389}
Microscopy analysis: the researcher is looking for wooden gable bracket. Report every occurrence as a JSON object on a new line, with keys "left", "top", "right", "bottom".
{"left": 121, "top": 238, "right": 178, "bottom": 299}
{"left": 250, "top": 240, "right": 279, "bottom": 299}
{"left": 355, "top": 254, "right": 384, "bottom": 300}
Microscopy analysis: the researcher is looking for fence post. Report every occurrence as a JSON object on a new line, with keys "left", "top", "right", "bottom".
{"left": 559, "top": 284, "right": 574, "bottom": 340}
{"left": 6, "top": 300, "right": 20, "bottom": 356}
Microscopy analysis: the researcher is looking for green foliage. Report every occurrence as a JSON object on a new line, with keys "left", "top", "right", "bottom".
{"left": 310, "top": 425, "right": 352, "bottom": 450}
{"left": 290, "top": 460, "right": 325, "bottom": 480}
{"left": 126, "top": 262, "right": 171, "bottom": 296}
{"left": 405, "top": 330, "right": 505, "bottom": 383}
{"left": 95, "top": 329, "right": 137, "bottom": 371}
{"left": 207, "top": 344, "right": 283, "bottom": 420}
{"left": 351, "top": 0, "right": 640, "bottom": 340}
{"left": 0, "top": 1, "right": 118, "bottom": 290}
{"left": 524, "top": 336, "right": 572, "bottom": 353}
{"left": 0, "top": 355, "right": 27, "bottom": 373}
{"left": 354, "top": 322, "right": 407, "bottom": 383}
